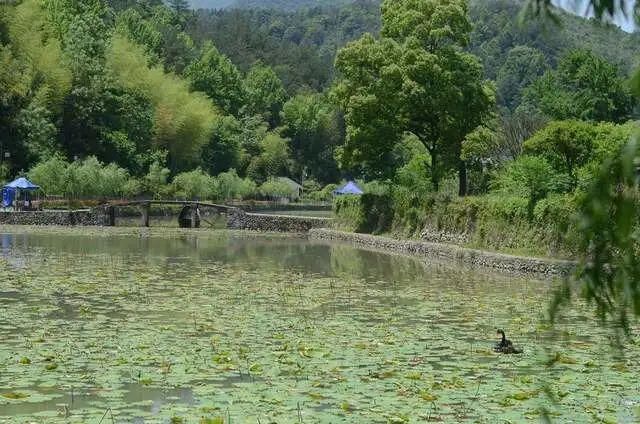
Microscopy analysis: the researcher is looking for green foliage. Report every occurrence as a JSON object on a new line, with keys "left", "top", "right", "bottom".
{"left": 280, "top": 92, "right": 341, "bottom": 183}
{"left": 492, "top": 155, "right": 569, "bottom": 211}
{"left": 188, "top": 2, "right": 379, "bottom": 92}
{"left": 332, "top": 34, "right": 404, "bottom": 180}
{"left": 115, "top": 5, "right": 196, "bottom": 73}
{"left": 258, "top": 178, "right": 296, "bottom": 199}
{"left": 524, "top": 120, "right": 639, "bottom": 189}
{"left": 523, "top": 49, "right": 637, "bottom": 122}
{"left": 472, "top": 0, "right": 639, "bottom": 82}
{"left": 244, "top": 62, "right": 287, "bottom": 127}
{"left": 144, "top": 160, "right": 171, "bottom": 199}
{"left": 496, "top": 45, "right": 548, "bottom": 111}
{"left": 247, "top": 132, "right": 291, "bottom": 183}
{"left": 185, "top": 41, "right": 246, "bottom": 116}
{"left": 523, "top": 120, "right": 596, "bottom": 185}
{"left": 551, "top": 138, "right": 640, "bottom": 335}
{"left": 334, "top": 0, "right": 494, "bottom": 190}
{"left": 214, "top": 169, "right": 256, "bottom": 200}
{"left": 391, "top": 191, "right": 580, "bottom": 256}
{"left": 395, "top": 154, "right": 432, "bottom": 194}
{"left": 171, "top": 168, "right": 215, "bottom": 200}
{"left": 107, "top": 34, "right": 218, "bottom": 171}
{"left": 28, "top": 155, "right": 132, "bottom": 198}
{"left": 309, "top": 183, "right": 339, "bottom": 201}
{"left": 202, "top": 115, "right": 243, "bottom": 176}
{"left": 27, "top": 155, "right": 69, "bottom": 195}
{"left": 333, "top": 193, "right": 393, "bottom": 234}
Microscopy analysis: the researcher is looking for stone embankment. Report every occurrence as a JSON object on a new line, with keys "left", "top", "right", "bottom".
{"left": 309, "top": 228, "right": 575, "bottom": 277}
{"left": 0, "top": 210, "right": 108, "bottom": 226}
{"left": 227, "top": 209, "right": 331, "bottom": 233}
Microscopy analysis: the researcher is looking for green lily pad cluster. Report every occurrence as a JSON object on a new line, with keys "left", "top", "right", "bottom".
{"left": 0, "top": 227, "right": 638, "bottom": 423}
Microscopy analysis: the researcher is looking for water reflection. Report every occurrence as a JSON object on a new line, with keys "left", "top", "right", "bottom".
{"left": 0, "top": 230, "right": 433, "bottom": 283}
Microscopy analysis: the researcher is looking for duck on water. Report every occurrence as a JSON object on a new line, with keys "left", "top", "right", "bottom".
{"left": 494, "top": 329, "right": 523, "bottom": 354}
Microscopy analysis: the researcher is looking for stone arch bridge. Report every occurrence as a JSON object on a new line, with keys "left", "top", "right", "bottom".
{"left": 97, "top": 200, "right": 237, "bottom": 228}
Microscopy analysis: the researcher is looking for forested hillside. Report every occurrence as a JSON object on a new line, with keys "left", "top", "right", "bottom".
{"left": 189, "top": 0, "right": 639, "bottom": 92}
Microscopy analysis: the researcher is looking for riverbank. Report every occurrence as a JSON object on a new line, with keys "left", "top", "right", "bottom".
{"left": 309, "top": 228, "right": 576, "bottom": 277}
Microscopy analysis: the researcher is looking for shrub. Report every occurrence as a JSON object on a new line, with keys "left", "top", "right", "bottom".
{"left": 395, "top": 154, "right": 432, "bottom": 194}
{"left": 523, "top": 120, "right": 596, "bottom": 183}
{"left": 333, "top": 194, "right": 393, "bottom": 234}
{"left": 361, "top": 180, "right": 391, "bottom": 195}
{"left": 144, "top": 161, "right": 170, "bottom": 199}
{"left": 259, "top": 178, "right": 296, "bottom": 199}
{"left": 122, "top": 178, "right": 143, "bottom": 198}
{"left": 29, "top": 156, "right": 133, "bottom": 198}
{"left": 390, "top": 186, "right": 429, "bottom": 235}
{"left": 171, "top": 168, "right": 215, "bottom": 200}
{"left": 214, "top": 169, "right": 256, "bottom": 201}
{"left": 311, "top": 183, "right": 339, "bottom": 201}
{"left": 492, "top": 155, "right": 569, "bottom": 214}
{"left": 28, "top": 155, "right": 69, "bottom": 195}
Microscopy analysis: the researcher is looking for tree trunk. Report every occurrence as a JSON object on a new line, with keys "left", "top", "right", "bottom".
{"left": 429, "top": 149, "right": 439, "bottom": 192}
{"left": 458, "top": 161, "right": 468, "bottom": 197}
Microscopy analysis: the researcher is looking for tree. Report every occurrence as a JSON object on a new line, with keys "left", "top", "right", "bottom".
{"left": 492, "top": 155, "right": 569, "bottom": 215}
{"left": 28, "top": 155, "right": 70, "bottom": 195}
{"left": 257, "top": 131, "right": 290, "bottom": 179}
{"left": 496, "top": 45, "right": 548, "bottom": 111}
{"left": 184, "top": 41, "right": 246, "bottom": 116}
{"left": 167, "top": 0, "right": 189, "bottom": 15}
{"left": 523, "top": 49, "right": 636, "bottom": 123}
{"left": 333, "top": 0, "right": 494, "bottom": 194}
{"left": 528, "top": 0, "right": 638, "bottom": 23}
{"left": 247, "top": 132, "right": 291, "bottom": 183}
{"left": 244, "top": 62, "right": 287, "bottom": 128}
{"left": 201, "top": 115, "right": 243, "bottom": 176}
{"left": 280, "top": 92, "right": 341, "bottom": 184}
{"left": 214, "top": 169, "right": 256, "bottom": 200}
{"left": 523, "top": 120, "right": 597, "bottom": 187}
{"left": 171, "top": 167, "right": 215, "bottom": 200}
{"left": 497, "top": 107, "right": 547, "bottom": 160}
{"left": 107, "top": 34, "right": 218, "bottom": 172}
{"left": 144, "top": 160, "right": 171, "bottom": 199}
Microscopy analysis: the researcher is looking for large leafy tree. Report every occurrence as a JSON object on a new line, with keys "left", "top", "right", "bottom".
{"left": 244, "top": 62, "right": 288, "bottom": 128}
{"left": 184, "top": 41, "right": 246, "bottom": 116}
{"left": 523, "top": 49, "right": 636, "bottom": 122}
{"left": 496, "top": 45, "right": 548, "bottom": 111}
{"left": 280, "top": 92, "right": 341, "bottom": 184}
{"left": 334, "top": 0, "right": 494, "bottom": 194}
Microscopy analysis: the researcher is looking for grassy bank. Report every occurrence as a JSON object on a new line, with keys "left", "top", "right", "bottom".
{"left": 333, "top": 191, "right": 580, "bottom": 259}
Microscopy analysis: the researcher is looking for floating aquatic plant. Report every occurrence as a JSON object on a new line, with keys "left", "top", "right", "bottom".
{"left": 0, "top": 227, "right": 638, "bottom": 423}
{"left": 2, "top": 392, "right": 29, "bottom": 400}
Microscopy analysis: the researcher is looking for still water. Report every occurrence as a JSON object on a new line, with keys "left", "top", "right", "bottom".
{"left": 0, "top": 227, "right": 638, "bottom": 423}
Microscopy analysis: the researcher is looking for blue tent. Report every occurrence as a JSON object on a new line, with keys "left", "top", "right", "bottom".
{"left": 334, "top": 181, "right": 364, "bottom": 195}
{"left": 4, "top": 177, "right": 40, "bottom": 190}
{"left": 2, "top": 178, "right": 40, "bottom": 208}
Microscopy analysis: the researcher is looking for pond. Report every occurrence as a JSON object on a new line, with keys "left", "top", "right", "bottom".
{"left": 0, "top": 227, "right": 638, "bottom": 423}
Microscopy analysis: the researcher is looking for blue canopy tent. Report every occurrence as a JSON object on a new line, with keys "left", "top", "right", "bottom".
{"left": 2, "top": 177, "right": 41, "bottom": 208}
{"left": 334, "top": 181, "right": 364, "bottom": 196}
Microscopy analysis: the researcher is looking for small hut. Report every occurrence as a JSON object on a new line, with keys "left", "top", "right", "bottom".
{"left": 276, "top": 177, "right": 303, "bottom": 200}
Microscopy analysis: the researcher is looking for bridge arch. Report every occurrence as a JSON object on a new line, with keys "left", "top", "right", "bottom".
{"left": 96, "top": 200, "right": 237, "bottom": 228}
